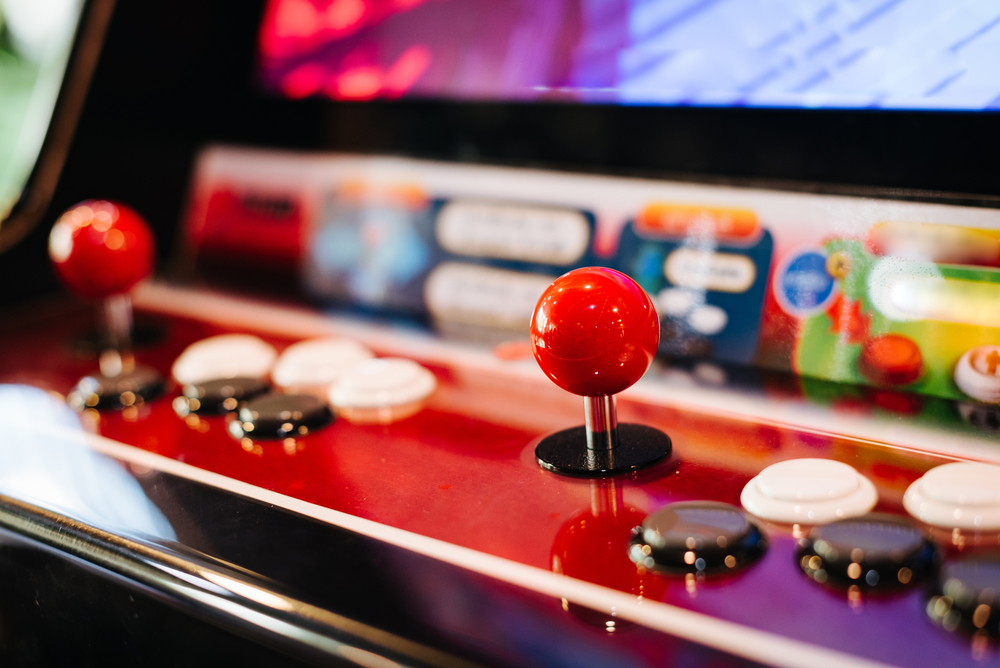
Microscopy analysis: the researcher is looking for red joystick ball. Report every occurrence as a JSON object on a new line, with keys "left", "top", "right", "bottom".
{"left": 48, "top": 200, "right": 155, "bottom": 299}
{"left": 530, "top": 267, "right": 669, "bottom": 476}
{"left": 531, "top": 267, "right": 659, "bottom": 397}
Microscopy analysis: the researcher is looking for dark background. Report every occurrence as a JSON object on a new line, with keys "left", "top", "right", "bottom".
{"left": 3, "top": 0, "right": 999, "bottom": 309}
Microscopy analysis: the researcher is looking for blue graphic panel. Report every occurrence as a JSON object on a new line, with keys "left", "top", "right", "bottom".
{"left": 614, "top": 222, "right": 774, "bottom": 364}
{"left": 305, "top": 197, "right": 439, "bottom": 316}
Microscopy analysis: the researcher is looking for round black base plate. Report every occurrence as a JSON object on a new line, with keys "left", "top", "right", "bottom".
{"left": 535, "top": 424, "right": 671, "bottom": 476}
{"left": 68, "top": 365, "right": 166, "bottom": 411}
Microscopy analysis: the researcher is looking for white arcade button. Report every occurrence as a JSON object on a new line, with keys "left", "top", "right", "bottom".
{"left": 329, "top": 357, "right": 437, "bottom": 424}
{"left": 272, "top": 338, "right": 373, "bottom": 395}
{"left": 172, "top": 334, "right": 277, "bottom": 385}
{"left": 954, "top": 346, "right": 1000, "bottom": 404}
{"left": 903, "top": 462, "right": 1000, "bottom": 530}
{"left": 740, "top": 458, "right": 878, "bottom": 525}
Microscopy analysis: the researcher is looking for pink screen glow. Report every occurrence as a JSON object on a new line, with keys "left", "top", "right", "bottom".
{"left": 257, "top": 0, "right": 583, "bottom": 101}
{"left": 258, "top": 0, "right": 1000, "bottom": 110}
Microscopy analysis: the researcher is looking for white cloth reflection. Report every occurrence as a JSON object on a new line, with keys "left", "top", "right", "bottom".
{"left": 0, "top": 384, "right": 175, "bottom": 540}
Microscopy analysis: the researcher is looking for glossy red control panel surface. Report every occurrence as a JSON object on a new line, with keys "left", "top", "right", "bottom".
{"left": 0, "top": 297, "right": 993, "bottom": 667}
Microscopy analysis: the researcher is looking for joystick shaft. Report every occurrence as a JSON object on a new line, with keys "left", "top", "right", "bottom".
{"left": 101, "top": 292, "right": 136, "bottom": 377}
{"left": 584, "top": 394, "right": 617, "bottom": 451}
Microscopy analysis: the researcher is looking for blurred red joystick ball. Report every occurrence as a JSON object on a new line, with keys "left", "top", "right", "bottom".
{"left": 48, "top": 200, "right": 155, "bottom": 299}
{"left": 531, "top": 267, "right": 659, "bottom": 397}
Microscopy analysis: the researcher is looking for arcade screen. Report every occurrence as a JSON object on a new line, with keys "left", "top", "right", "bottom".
{"left": 257, "top": 0, "right": 1000, "bottom": 109}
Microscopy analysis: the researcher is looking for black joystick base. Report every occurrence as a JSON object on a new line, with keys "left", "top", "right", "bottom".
{"left": 68, "top": 365, "right": 165, "bottom": 412}
{"left": 535, "top": 424, "right": 671, "bottom": 476}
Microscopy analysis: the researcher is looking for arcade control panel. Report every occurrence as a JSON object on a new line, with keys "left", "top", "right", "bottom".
{"left": 3, "top": 154, "right": 1000, "bottom": 667}
{"left": 187, "top": 148, "right": 1000, "bottom": 411}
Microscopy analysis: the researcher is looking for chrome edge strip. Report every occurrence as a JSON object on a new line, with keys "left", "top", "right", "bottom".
{"left": 0, "top": 493, "right": 480, "bottom": 668}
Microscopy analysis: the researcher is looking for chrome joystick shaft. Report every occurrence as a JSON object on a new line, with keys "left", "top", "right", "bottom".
{"left": 584, "top": 395, "right": 618, "bottom": 451}
{"left": 100, "top": 293, "right": 136, "bottom": 377}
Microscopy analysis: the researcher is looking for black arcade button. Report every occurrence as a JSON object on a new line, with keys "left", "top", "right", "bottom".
{"left": 628, "top": 501, "right": 767, "bottom": 574}
{"left": 173, "top": 377, "right": 269, "bottom": 416}
{"left": 228, "top": 393, "right": 334, "bottom": 440}
{"left": 68, "top": 366, "right": 165, "bottom": 411}
{"left": 928, "top": 554, "right": 1000, "bottom": 636}
{"left": 798, "top": 514, "right": 938, "bottom": 591}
